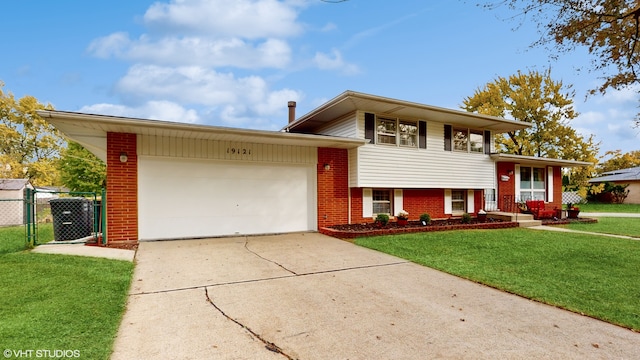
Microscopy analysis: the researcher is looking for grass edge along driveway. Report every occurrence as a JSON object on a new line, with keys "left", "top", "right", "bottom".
{"left": 0, "top": 226, "right": 134, "bottom": 360}
{"left": 356, "top": 228, "right": 640, "bottom": 331}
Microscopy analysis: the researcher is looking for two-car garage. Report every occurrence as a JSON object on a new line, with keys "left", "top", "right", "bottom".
{"left": 138, "top": 157, "right": 317, "bottom": 240}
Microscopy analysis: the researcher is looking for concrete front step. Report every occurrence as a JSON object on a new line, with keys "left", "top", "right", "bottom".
{"left": 517, "top": 219, "right": 543, "bottom": 228}
{"left": 487, "top": 212, "right": 535, "bottom": 222}
{"left": 487, "top": 212, "right": 541, "bottom": 227}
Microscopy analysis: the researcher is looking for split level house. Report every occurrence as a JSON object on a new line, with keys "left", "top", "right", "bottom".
{"left": 40, "top": 90, "right": 590, "bottom": 243}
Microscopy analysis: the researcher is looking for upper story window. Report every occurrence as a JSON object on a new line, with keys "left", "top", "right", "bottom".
{"left": 375, "top": 117, "right": 418, "bottom": 148}
{"left": 453, "top": 127, "right": 468, "bottom": 151}
{"left": 376, "top": 118, "right": 397, "bottom": 145}
{"left": 365, "top": 113, "right": 426, "bottom": 149}
{"left": 399, "top": 122, "right": 418, "bottom": 147}
{"left": 448, "top": 126, "right": 485, "bottom": 153}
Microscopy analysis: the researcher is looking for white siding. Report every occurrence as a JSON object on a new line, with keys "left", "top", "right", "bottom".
{"left": 315, "top": 113, "right": 358, "bottom": 138}
{"left": 350, "top": 122, "right": 496, "bottom": 189}
{"left": 138, "top": 135, "right": 316, "bottom": 165}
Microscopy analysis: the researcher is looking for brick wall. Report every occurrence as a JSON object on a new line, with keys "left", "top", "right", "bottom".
{"left": 350, "top": 188, "right": 367, "bottom": 224}
{"left": 474, "top": 189, "right": 485, "bottom": 214}
{"left": 496, "top": 162, "right": 516, "bottom": 211}
{"left": 403, "top": 189, "right": 446, "bottom": 219}
{"left": 550, "top": 165, "right": 562, "bottom": 209}
{"left": 106, "top": 132, "right": 138, "bottom": 242}
{"left": 317, "top": 148, "right": 349, "bottom": 228}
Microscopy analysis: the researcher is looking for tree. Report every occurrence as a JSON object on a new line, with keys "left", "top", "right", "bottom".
{"left": 483, "top": 0, "right": 640, "bottom": 125}
{"left": 58, "top": 142, "right": 106, "bottom": 193}
{"left": 597, "top": 149, "right": 640, "bottom": 173}
{"left": 0, "top": 82, "right": 64, "bottom": 186}
{"left": 462, "top": 69, "right": 599, "bottom": 189}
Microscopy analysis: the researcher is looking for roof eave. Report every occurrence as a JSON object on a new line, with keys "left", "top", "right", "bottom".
{"left": 39, "top": 110, "right": 367, "bottom": 162}
{"left": 284, "top": 90, "right": 530, "bottom": 133}
{"left": 490, "top": 153, "right": 592, "bottom": 168}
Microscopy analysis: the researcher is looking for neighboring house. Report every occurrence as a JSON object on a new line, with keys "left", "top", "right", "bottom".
{"left": 0, "top": 179, "right": 32, "bottom": 226}
{"left": 39, "top": 90, "right": 589, "bottom": 243}
{"left": 589, "top": 166, "right": 640, "bottom": 204}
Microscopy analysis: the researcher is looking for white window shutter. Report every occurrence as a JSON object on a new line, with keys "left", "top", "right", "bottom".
{"left": 394, "top": 189, "right": 403, "bottom": 217}
{"left": 547, "top": 166, "right": 554, "bottom": 202}
{"left": 444, "top": 189, "right": 452, "bottom": 215}
{"left": 514, "top": 165, "right": 521, "bottom": 200}
{"left": 467, "top": 190, "right": 475, "bottom": 213}
{"left": 363, "top": 188, "right": 373, "bottom": 218}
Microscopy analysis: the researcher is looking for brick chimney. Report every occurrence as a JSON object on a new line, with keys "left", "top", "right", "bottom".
{"left": 288, "top": 101, "right": 296, "bottom": 124}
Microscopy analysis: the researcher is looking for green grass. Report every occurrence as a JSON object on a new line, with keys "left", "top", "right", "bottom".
{"left": 0, "top": 226, "right": 134, "bottom": 360}
{"left": 578, "top": 202, "right": 640, "bottom": 213}
{"left": 356, "top": 228, "right": 640, "bottom": 330}
{"left": 0, "top": 225, "right": 30, "bottom": 254}
{"left": 565, "top": 217, "right": 640, "bottom": 237}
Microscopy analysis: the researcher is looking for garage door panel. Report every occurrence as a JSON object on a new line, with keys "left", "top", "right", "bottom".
{"left": 139, "top": 157, "right": 315, "bottom": 240}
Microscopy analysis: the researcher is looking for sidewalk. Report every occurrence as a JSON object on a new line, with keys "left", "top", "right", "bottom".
{"left": 530, "top": 212, "right": 640, "bottom": 240}
{"left": 31, "top": 243, "right": 136, "bottom": 261}
{"left": 581, "top": 212, "right": 640, "bottom": 218}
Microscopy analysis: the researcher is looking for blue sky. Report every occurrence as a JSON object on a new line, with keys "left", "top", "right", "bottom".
{"left": 3, "top": 0, "right": 639, "bottom": 157}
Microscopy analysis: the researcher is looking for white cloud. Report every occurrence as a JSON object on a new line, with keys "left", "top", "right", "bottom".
{"left": 143, "top": 0, "right": 303, "bottom": 38}
{"left": 87, "top": 32, "right": 131, "bottom": 58}
{"left": 88, "top": 34, "right": 291, "bottom": 69}
{"left": 111, "top": 64, "right": 302, "bottom": 127}
{"left": 595, "top": 84, "right": 640, "bottom": 105}
{"left": 313, "top": 49, "right": 360, "bottom": 75}
{"left": 78, "top": 101, "right": 200, "bottom": 123}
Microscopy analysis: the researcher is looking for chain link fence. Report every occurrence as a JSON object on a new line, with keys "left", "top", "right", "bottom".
{"left": 0, "top": 198, "right": 27, "bottom": 227}
{"left": 24, "top": 189, "right": 104, "bottom": 246}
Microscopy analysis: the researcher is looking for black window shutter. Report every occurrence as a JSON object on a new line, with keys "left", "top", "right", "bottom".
{"left": 484, "top": 130, "right": 491, "bottom": 154}
{"left": 365, "top": 113, "right": 375, "bottom": 144}
{"left": 419, "top": 121, "right": 427, "bottom": 149}
{"left": 444, "top": 124, "right": 452, "bottom": 151}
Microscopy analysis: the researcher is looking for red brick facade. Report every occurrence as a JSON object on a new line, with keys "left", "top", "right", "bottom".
{"left": 496, "top": 162, "right": 516, "bottom": 211}
{"left": 317, "top": 148, "right": 350, "bottom": 228}
{"left": 106, "top": 132, "right": 138, "bottom": 242}
{"left": 402, "top": 189, "right": 446, "bottom": 220}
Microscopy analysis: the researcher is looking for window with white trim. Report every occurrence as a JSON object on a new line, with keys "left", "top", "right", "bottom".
{"left": 399, "top": 121, "right": 418, "bottom": 147}
{"left": 469, "top": 130, "right": 483, "bottom": 153}
{"left": 375, "top": 117, "right": 419, "bottom": 148}
{"left": 451, "top": 190, "right": 466, "bottom": 213}
{"left": 452, "top": 127, "right": 484, "bottom": 153}
{"left": 520, "top": 166, "right": 546, "bottom": 201}
{"left": 376, "top": 118, "right": 397, "bottom": 145}
{"left": 453, "top": 128, "right": 468, "bottom": 152}
{"left": 372, "top": 189, "right": 392, "bottom": 215}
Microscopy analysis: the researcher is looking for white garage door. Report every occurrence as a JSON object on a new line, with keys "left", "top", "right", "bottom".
{"left": 138, "top": 157, "right": 316, "bottom": 240}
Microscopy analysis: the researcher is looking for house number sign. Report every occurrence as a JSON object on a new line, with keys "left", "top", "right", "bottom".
{"left": 226, "top": 146, "right": 252, "bottom": 156}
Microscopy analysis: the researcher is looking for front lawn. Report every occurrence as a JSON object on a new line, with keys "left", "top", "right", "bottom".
{"left": 356, "top": 228, "right": 640, "bottom": 331}
{"left": 0, "top": 226, "right": 133, "bottom": 360}
{"left": 565, "top": 217, "right": 640, "bottom": 238}
{"left": 578, "top": 202, "right": 640, "bottom": 213}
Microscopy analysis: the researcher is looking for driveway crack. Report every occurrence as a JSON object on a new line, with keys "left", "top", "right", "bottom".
{"left": 244, "top": 238, "right": 298, "bottom": 275}
{"left": 204, "top": 287, "right": 296, "bottom": 360}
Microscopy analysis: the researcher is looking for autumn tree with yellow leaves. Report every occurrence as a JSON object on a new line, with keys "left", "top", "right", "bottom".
{"left": 0, "top": 82, "right": 64, "bottom": 186}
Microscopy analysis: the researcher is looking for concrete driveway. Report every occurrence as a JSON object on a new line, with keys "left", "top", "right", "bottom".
{"left": 111, "top": 233, "right": 640, "bottom": 359}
